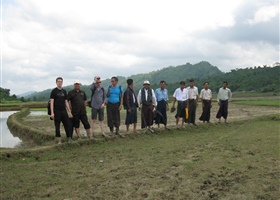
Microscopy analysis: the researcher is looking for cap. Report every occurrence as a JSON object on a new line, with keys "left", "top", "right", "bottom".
{"left": 143, "top": 80, "right": 150, "bottom": 85}
{"left": 74, "top": 80, "right": 81, "bottom": 85}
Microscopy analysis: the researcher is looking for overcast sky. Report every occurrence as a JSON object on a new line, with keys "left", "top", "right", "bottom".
{"left": 1, "top": 0, "right": 279, "bottom": 95}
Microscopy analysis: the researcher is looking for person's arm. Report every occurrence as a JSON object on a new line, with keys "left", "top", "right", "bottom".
{"left": 137, "top": 90, "right": 142, "bottom": 110}
{"left": 65, "top": 100, "right": 72, "bottom": 118}
{"left": 83, "top": 92, "right": 87, "bottom": 109}
{"left": 101, "top": 88, "right": 106, "bottom": 108}
{"left": 210, "top": 90, "right": 212, "bottom": 107}
{"left": 152, "top": 89, "right": 157, "bottom": 107}
{"left": 200, "top": 90, "right": 204, "bottom": 108}
{"left": 119, "top": 87, "right": 123, "bottom": 110}
{"left": 126, "top": 91, "right": 131, "bottom": 111}
{"left": 217, "top": 89, "right": 220, "bottom": 102}
{"left": 166, "top": 89, "right": 169, "bottom": 105}
{"left": 228, "top": 89, "right": 232, "bottom": 101}
{"left": 196, "top": 88, "right": 199, "bottom": 106}
{"left": 50, "top": 98, "right": 55, "bottom": 119}
{"left": 172, "top": 90, "right": 177, "bottom": 108}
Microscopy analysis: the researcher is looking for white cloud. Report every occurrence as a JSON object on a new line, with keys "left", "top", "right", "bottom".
{"left": 247, "top": 5, "right": 279, "bottom": 24}
{"left": 1, "top": 0, "right": 279, "bottom": 94}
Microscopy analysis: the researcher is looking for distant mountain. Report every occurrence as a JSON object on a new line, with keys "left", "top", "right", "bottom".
{"left": 26, "top": 61, "right": 223, "bottom": 101}
{"left": 25, "top": 61, "right": 280, "bottom": 101}
{"left": 17, "top": 91, "right": 36, "bottom": 97}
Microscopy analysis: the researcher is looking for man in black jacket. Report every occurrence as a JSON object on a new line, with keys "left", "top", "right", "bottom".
{"left": 124, "top": 79, "right": 138, "bottom": 133}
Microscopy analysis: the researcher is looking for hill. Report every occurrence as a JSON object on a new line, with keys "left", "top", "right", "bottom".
{"left": 25, "top": 62, "right": 280, "bottom": 101}
{"left": 26, "top": 61, "right": 223, "bottom": 101}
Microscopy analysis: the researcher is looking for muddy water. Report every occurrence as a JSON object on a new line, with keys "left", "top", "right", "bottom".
{"left": 0, "top": 111, "right": 47, "bottom": 148}
{"left": 0, "top": 111, "right": 22, "bottom": 148}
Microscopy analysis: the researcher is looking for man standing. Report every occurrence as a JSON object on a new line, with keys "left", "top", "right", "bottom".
{"left": 123, "top": 79, "right": 138, "bottom": 133}
{"left": 171, "top": 81, "right": 188, "bottom": 129}
{"left": 137, "top": 80, "right": 157, "bottom": 133}
{"left": 106, "top": 76, "right": 124, "bottom": 137}
{"left": 50, "top": 77, "right": 73, "bottom": 144}
{"left": 187, "top": 79, "right": 199, "bottom": 125}
{"left": 216, "top": 81, "right": 232, "bottom": 123}
{"left": 155, "top": 80, "right": 170, "bottom": 130}
{"left": 199, "top": 82, "right": 212, "bottom": 123}
{"left": 90, "top": 76, "right": 107, "bottom": 138}
{"left": 68, "top": 81, "right": 91, "bottom": 140}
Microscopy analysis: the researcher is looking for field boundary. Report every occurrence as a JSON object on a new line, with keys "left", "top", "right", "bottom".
{"left": 6, "top": 108, "right": 55, "bottom": 145}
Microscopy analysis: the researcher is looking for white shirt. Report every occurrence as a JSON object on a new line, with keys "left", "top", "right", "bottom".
{"left": 173, "top": 88, "right": 188, "bottom": 101}
{"left": 137, "top": 88, "right": 157, "bottom": 106}
{"left": 217, "top": 87, "right": 232, "bottom": 102}
{"left": 200, "top": 88, "right": 212, "bottom": 100}
{"left": 186, "top": 86, "right": 198, "bottom": 100}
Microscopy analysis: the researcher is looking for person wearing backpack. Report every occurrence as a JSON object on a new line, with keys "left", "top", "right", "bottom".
{"left": 123, "top": 79, "right": 139, "bottom": 133}
{"left": 50, "top": 77, "right": 73, "bottom": 144}
{"left": 89, "top": 76, "right": 107, "bottom": 138}
{"left": 106, "top": 76, "right": 124, "bottom": 137}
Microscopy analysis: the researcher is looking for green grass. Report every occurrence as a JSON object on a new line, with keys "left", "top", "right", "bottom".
{"left": 233, "top": 100, "right": 280, "bottom": 107}
{"left": 1, "top": 114, "right": 279, "bottom": 199}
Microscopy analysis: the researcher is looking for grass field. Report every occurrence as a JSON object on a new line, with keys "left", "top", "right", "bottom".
{"left": 1, "top": 114, "right": 280, "bottom": 199}
{"left": 233, "top": 100, "right": 280, "bottom": 107}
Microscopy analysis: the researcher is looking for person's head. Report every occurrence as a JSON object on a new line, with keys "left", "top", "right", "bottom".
{"left": 127, "top": 79, "right": 134, "bottom": 87}
{"left": 160, "top": 80, "right": 166, "bottom": 89}
{"left": 74, "top": 81, "right": 81, "bottom": 90}
{"left": 94, "top": 76, "right": 101, "bottom": 83}
{"left": 189, "top": 79, "right": 194, "bottom": 87}
{"left": 223, "top": 81, "right": 228, "bottom": 89}
{"left": 94, "top": 76, "right": 102, "bottom": 87}
{"left": 111, "top": 76, "right": 118, "bottom": 87}
{"left": 203, "top": 82, "right": 209, "bottom": 89}
{"left": 56, "top": 77, "right": 63, "bottom": 88}
{"left": 143, "top": 80, "right": 150, "bottom": 89}
{"left": 179, "top": 81, "right": 185, "bottom": 89}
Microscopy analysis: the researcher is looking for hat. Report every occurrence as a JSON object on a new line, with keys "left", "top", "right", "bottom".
{"left": 143, "top": 80, "right": 150, "bottom": 85}
{"left": 74, "top": 80, "right": 81, "bottom": 85}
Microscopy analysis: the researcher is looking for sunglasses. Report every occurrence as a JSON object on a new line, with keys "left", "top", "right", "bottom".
{"left": 96, "top": 77, "right": 100, "bottom": 80}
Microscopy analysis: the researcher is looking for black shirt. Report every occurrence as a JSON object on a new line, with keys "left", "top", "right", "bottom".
{"left": 50, "top": 88, "right": 67, "bottom": 111}
{"left": 67, "top": 89, "right": 87, "bottom": 115}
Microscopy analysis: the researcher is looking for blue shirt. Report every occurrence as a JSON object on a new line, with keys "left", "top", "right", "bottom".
{"left": 155, "top": 88, "right": 168, "bottom": 102}
{"left": 108, "top": 85, "right": 123, "bottom": 103}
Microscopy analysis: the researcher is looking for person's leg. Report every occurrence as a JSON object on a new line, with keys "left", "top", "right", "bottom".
{"left": 113, "top": 103, "right": 121, "bottom": 133}
{"left": 98, "top": 108, "right": 106, "bottom": 136}
{"left": 91, "top": 108, "right": 98, "bottom": 136}
{"left": 224, "top": 100, "right": 229, "bottom": 123}
{"left": 72, "top": 114, "right": 81, "bottom": 139}
{"left": 106, "top": 103, "right": 114, "bottom": 133}
{"left": 54, "top": 110, "right": 62, "bottom": 143}
{"left": 125, "top": 109, "right": 131, "bottom": 132}
{"left": 80, "top": 113, "right": 91, "bottom": 138}
{"left": 61, "top": 111, "right": 71, "bottom": 141}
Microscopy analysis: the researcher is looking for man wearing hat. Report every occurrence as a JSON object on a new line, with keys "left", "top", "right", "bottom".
{"left": 137, "top": 80, "right": 157, "bottom": 132}
{"left": 67, "top": 80, "right": 91, "bottom": 140}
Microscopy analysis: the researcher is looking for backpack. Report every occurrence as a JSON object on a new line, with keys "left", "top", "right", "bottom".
{"left": 87, "top": 86, "right": 105, "bottom": 107}
{"left": 47, "top": 100, "right": 51, "bottom": 115}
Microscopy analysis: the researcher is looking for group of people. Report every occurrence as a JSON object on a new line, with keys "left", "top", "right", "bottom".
{"left": 49, "top": 76, "right": 232, "bottom": 144}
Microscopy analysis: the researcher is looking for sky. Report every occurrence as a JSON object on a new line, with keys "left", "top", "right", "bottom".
{"left": 1, "top": 0, "right": 279, "bottom": 95}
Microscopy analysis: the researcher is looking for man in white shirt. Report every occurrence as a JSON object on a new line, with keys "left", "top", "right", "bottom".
{"left": 137, "top": 80, "right": 157, "bottom": 132}
{"left": 171, "top": 81, "right": 188, "bottom": 129}
{"left": 187, "top": 79, "right": 199, "bottom": 125}
{"left": 216, "top": 81, "right": 232, "bottom": 123}
{"left": 199, "top": 82, "right": 212, "bottom": 123}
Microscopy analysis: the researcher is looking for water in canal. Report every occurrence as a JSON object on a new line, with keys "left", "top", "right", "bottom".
{"left": 0, "top": 111, "right": 47, "bottom": 148}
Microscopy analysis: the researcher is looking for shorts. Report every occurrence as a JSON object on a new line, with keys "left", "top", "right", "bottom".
{"left": 91, "top": 107, "right": 104, "bottom": 121}
{"left": 72, "top": 113, "right": 91, "bottom": 129}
